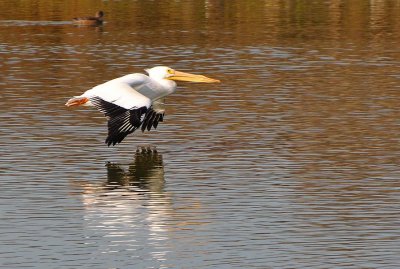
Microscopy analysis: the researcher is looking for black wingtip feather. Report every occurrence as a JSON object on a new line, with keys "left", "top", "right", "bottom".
{"left": 89, "top": 97, "right": 166, "bottom": 146}
{"left": 140, "top": 109, "right": 164, "bottom": 133}
{"left": 90, "top": 97, "right": 148, "bottom": 146}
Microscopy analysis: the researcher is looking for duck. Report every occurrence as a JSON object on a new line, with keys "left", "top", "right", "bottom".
{"left": 72, "top": 11, "right": 104, "bottom": 26}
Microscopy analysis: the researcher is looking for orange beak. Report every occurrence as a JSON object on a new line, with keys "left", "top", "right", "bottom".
{"left": 168, "top": 70, "right": 220, "bottom": 83}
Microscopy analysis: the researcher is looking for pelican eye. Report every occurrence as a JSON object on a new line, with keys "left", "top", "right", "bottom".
{"left": 167, "top": 69, "right": 174, "bottom": 75}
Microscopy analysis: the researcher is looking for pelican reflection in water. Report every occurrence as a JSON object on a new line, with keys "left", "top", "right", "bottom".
{"left": 78, "top": 147, "right": 171, "bottom": 265}
{"left": 105, "top": 146, "right": 165, "bottom": 192}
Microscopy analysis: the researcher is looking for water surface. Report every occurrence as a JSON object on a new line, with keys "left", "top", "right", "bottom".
{"left": 0, "top": 1, "right": 399, "bottom": 268}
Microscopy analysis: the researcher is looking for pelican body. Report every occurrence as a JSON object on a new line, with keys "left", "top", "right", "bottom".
{"left": 73, "top": 11, "right": 104, "bottom": 26}
{"left": 66, "top": 66, "right": 220, "bottom": 146}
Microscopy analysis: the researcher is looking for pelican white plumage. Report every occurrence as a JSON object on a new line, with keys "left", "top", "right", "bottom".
{"left": 66, "top": 66, "right": 220, "bottom": 146}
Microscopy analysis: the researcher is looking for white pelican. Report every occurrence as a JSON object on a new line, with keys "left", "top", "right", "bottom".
{"left": 66, "top": 66, "right": 220, "bottom": 146}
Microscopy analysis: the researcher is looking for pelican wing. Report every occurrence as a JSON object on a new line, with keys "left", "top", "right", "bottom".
{"left": 141, "top": 98, "right": 166, "bottom": 132}
{"left": 87, "top": 82, "right": 152, "bottom": 146}
{"left": 90, "top": 97, "right": 148, "bottom": 146}
{"left": 86, "top": 77, "right": 151, "bottom": 109}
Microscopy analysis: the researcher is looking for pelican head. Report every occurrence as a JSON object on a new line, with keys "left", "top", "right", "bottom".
{"left": 145, "top": 66, "right": 220, "bottom": 83}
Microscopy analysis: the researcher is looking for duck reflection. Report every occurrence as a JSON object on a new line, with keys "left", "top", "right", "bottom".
{"left": 105, "top": 146, "right": 165, "bottom": 193}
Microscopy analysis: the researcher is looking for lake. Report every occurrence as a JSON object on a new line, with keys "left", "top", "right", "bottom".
{"left": 0, "top": 1, "right": 399, "bottom": 268}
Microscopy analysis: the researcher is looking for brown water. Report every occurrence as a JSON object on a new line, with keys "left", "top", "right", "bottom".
{"left": 1, "top": 1, "right": 399, "bottom": 268}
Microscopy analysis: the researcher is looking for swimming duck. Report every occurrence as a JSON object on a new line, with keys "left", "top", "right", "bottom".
{"left": 73, "top": 11, "right": 104, "bottom": 26}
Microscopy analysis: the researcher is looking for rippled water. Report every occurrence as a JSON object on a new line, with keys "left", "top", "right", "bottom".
{"left": 1, "top": 1, "right": 399, "bottom": 268}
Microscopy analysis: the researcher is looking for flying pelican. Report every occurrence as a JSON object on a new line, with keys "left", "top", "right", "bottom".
{"left": 72, "top": 11, "right": 104, "bottom": 26}
{"left": 66, "top": 66, "right": 220, "bottom": 146}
